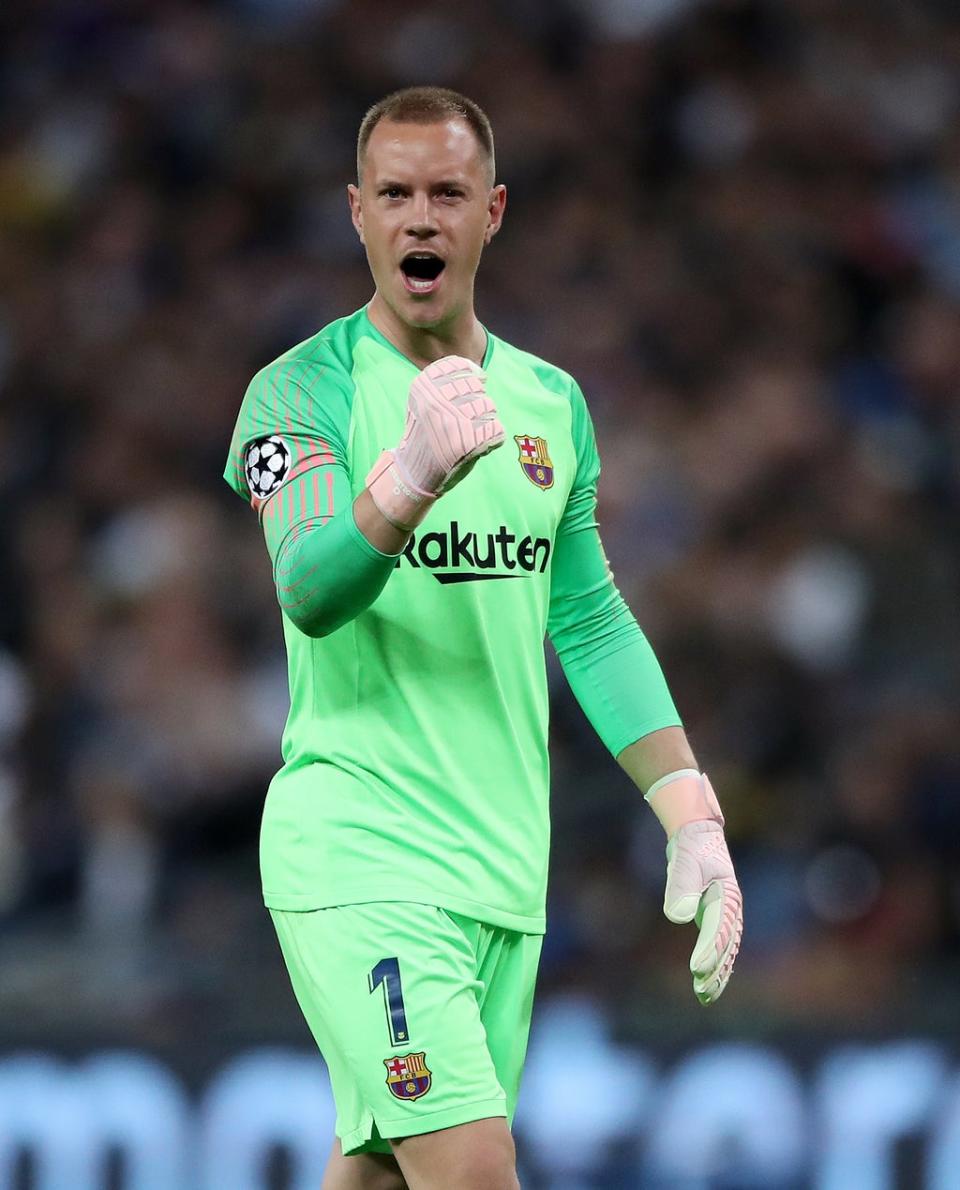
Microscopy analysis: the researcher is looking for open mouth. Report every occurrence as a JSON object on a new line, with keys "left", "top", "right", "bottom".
{"left": 400, "top": 252, "right": 445, "bottom": 294}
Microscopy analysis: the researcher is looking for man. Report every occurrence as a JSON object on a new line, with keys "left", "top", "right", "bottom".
{"left": 225, "top": 86, "right": 742, "bottom": 1190}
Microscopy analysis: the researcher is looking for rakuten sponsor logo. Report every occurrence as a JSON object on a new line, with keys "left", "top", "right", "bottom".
{"left": 395, "top": 520, "right": 551, "bottom": 582}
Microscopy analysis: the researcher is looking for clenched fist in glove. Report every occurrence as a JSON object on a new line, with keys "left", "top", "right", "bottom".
{"left": 367, "top": 355, "right": 505, "bottom": 531}
{"left": 646, "top": 769, "right": 743, "bottom": 1005}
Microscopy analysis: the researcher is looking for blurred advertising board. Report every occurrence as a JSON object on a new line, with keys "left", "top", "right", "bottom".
{"left": 1, "top": 1025, "right": 958, "bottom": 1188}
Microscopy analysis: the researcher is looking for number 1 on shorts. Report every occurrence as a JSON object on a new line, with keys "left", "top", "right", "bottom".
{"left": 368, "top": 957, "right": 410, "bottom": 1045}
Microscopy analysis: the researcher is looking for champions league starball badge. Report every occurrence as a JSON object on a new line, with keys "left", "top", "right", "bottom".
{"left": 244, "top": 435, "right": 292, "bottom": 499}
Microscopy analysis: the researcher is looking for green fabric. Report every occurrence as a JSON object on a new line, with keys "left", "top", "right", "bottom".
{"left": 224, "top": 306, "right": 681, "bottom": 932}
{"left": 227, "top": 353, "right": 400, "bottom": 636}
{"left": 548, "top": 521, "right": 681, "bottom": 755}
{"left": 270, "top": 903, "right": 540, "bottom": 1155}
{"left": 272, "top": 482, "right": 399, "bottom": 639}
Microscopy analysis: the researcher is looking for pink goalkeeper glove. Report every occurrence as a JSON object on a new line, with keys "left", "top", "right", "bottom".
{"left": 646, "top": 770, "right": 744, "bottom": 1005}
{"left": 366, "top": 355, "right": 505, "bottom": 531}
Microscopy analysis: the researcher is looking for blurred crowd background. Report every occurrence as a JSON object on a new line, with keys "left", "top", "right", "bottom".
{"left": 1, "top": 0, "right": 959, "bottom": 1122}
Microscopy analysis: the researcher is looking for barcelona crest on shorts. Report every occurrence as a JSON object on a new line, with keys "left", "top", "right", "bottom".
{"left": 515, "top": 435, "right": 554, "bottom": 490}
{"left": 384, "top": 1052, "right": 432, "bottom": 1101}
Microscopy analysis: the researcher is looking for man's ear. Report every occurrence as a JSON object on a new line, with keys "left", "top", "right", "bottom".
{"left": 484, "top": 184, "right": 507, "bottom": 246}
{"left": 347, "top": 183, "right": 364, "bottom": 244}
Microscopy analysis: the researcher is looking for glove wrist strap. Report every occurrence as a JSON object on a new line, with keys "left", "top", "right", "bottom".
{"left": 645, "top": 770, "right": 724, "bottom": 837}
{"left": 366, "top": 450, "right": 437, "bottom": 532}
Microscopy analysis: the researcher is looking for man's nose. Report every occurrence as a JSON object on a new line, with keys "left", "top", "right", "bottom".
{"left": 406, "top": 194, "right": 438, "bottom": 238}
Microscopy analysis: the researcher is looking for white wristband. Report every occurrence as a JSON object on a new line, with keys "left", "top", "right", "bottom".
{"left": 366, "top": 449, "right": 436, "bottom": 532}
{"left": 645, "top": 768, "right": 702, "bottom": 802}
{"left": 645, "top": 770, "right": 724, "bottom": 837}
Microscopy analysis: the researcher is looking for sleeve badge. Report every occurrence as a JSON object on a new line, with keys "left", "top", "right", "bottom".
{"left": 244, "top": 435, "right": 292, "bottom": 499}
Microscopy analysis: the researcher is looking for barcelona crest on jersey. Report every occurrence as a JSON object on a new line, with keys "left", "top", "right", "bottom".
{"left": 515, "top": 435, "right": 554, "bottom": 490}
{"left": 384, "top": 1052, "right": 432, "bottom": 1101}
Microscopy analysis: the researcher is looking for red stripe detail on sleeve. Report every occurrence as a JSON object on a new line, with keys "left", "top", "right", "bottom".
{"left": 286, "top": 447, "right": 335, "bottom": 482}
{"left": 285, "top": 378, "right": 297, "bottom": 448}
{"left": 278, "top": 563, "right": 323, "bottom": 598}
{"left": 294, "top": 372, "right": 304, "bottom": 443}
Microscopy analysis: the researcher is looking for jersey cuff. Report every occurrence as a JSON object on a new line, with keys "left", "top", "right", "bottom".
{"left": 611, "top": 714, "right": 685, "bottom": 761}
{"left": 346, "top": 504, "right": 407, "bottom": 560}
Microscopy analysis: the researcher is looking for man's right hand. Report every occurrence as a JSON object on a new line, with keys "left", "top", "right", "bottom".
{"left": 366, "top": 356, "right": 505, "bottom": 531}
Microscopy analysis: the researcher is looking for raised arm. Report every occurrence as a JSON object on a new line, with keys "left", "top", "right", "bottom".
{"left": 225, "top": 355, "right": 503, "bottom": 637}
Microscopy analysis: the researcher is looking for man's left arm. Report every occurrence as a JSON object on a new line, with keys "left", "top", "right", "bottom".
{"left": 546, "top": 384, "right": 743, "bottom": 1004}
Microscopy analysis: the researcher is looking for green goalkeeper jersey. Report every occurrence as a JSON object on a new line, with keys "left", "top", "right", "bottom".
{"left": 225, "top": 306, "right": 679, "bottom": 933}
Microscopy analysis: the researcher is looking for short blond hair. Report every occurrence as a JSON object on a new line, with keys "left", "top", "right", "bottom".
{"left": 357, "top": 86, "right": 495, "bottom": 185}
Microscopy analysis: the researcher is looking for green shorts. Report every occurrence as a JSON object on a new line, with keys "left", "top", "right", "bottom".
{"left": 270, "top": 902, "right": 543, "bottom": 1156}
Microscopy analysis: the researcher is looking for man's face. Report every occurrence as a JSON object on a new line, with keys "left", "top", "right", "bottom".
{"left": 348, "top": 118, "right": 506, "bottom": 331}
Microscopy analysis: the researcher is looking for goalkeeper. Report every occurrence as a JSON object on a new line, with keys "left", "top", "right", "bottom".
{"left": 225, "top": 86, "right": 743, "bottom": 1190}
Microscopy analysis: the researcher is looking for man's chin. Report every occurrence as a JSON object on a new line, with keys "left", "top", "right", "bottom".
{"left": 405, "top": 309, "right": 446, "bottom": 330}
{"left": 392, "top": 292, "right": 451, "bottom": 331}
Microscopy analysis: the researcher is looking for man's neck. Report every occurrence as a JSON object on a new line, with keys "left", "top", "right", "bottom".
{"left": 367, "top": 293, "right": 487, "bottom": 369}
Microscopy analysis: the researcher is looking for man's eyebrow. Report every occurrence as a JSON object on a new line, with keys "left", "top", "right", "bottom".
{"left": 373, "top": 177, "right": 471, "bottom": 189}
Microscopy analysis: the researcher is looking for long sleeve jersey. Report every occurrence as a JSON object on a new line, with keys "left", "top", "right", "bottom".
{"left": 224, "top": 306, "right": 680, "bottom": 932}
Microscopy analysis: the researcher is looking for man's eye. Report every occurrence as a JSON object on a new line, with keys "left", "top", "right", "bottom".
{"left": 380, "top": 187, "right": 403, "bottom": 199}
